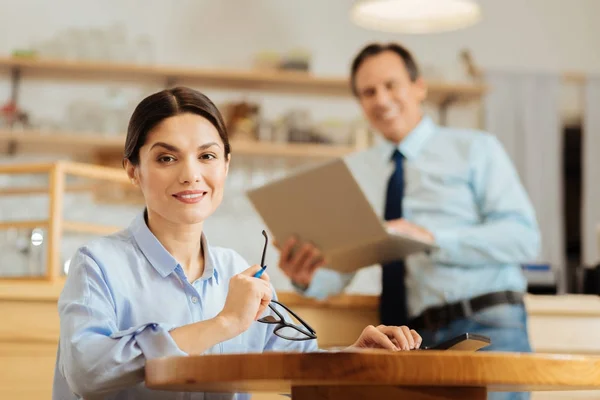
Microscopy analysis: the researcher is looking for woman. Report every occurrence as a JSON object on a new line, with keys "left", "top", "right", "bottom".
{"left": 52, "top": 87, "right": 422, "bottom": 400}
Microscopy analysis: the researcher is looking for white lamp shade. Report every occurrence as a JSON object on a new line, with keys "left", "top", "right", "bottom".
{"left": 350, "top": 0, "right": 482, "bottom": 34}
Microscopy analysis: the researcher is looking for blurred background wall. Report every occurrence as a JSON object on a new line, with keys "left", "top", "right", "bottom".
{"left": 0, "top": 0, "right": 599, "bottom": 294}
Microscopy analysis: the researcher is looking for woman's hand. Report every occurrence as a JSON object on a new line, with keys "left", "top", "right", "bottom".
{"left": 350, "top": 324, "right": 422, "bottom": 351}
{"left": 170, "top": 265, "right": 272, "bottom": 355}
{"left": 217, "top": 264, "right": 273, "bottom": 337}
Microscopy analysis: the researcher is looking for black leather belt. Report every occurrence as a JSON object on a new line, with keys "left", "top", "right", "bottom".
{"left": 409, "top": 290, "right": 525, "bottom": 331}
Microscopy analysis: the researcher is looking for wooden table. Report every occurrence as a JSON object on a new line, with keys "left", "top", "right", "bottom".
{"left": 145, "top": 350, "right": 600, "bottom": 399}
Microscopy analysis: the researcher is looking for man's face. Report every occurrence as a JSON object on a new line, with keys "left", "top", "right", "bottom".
{"left": 354, "top": 50, "right": 427, "bottom": 143}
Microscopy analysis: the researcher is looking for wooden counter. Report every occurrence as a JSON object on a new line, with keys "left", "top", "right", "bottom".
{"left": 147, "top": 351, "right": 600, "bottom": 399}
{"left": 1, "top": 281, "right": 600, "bottom": 399}
{"left": 0, "top": 281, "right": 62, "bottom": 399}
{"left": 277, "top": 291, "right": 600, "bottom": 354}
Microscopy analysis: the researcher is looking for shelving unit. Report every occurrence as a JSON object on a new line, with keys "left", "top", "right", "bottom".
{"left": 0, "top": 161, "right": 127, "bottom": 281}
{"left": 0, "top": 56, "right": 486, "bottom": 145}
{"left": 0, "top": 56, "right": 486, "bottom": 104}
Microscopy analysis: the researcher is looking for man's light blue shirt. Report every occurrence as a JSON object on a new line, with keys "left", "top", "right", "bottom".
{"left": 303, "top": 115, "right": 541, "bottom": 318}
{"left": 53, "top": 211, "right": 317, "bottom": 400}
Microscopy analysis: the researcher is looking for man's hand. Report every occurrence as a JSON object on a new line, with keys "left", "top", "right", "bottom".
{"left": 350, "top": 324, "right": 422, "bottom": 351}
{"left": 275, "top": 236, "right": 326, "bottom": 288}
{"left": 386, "top": 219, "right": 434, "bottom": 243}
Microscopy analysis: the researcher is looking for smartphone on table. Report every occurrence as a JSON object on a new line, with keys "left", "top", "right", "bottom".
{"left": 421, "top": 333, "right": 491, "bottom": 351}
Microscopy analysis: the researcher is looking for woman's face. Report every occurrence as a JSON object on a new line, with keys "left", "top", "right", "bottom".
{"left": 126, "top": 112, "right": 230, "bottom": 226}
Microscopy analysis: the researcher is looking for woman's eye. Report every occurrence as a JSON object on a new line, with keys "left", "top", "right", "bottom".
{"left": 200, "top": 153, "right": 216, "bottom": 160}
{"left": 158, "top": 155, "right": 176, "bottom": 163}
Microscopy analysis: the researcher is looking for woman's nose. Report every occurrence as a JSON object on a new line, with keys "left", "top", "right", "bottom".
{"left": 179, "top": 163, "right": 201, "bottom": 184}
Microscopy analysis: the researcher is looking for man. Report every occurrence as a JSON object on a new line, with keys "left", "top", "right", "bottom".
{"left": 276, "top": 43, "right": 540, "bottom": 400}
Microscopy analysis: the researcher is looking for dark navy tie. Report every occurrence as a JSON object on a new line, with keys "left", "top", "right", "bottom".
{"left": 380, "top": 149, "right": 409, "bottom": 326}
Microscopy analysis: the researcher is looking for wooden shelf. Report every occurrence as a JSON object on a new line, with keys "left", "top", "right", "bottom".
{"left": 0, "top": 183, "right": 94, "bottom": 196}
{"left": 0, "top": 130, "right": 358, "bottom": 158}
{"left": 0, "top": 56, "right": 486, "bottom": 104}
{"left": 0, "top": 278, "right": 66, "bottom": 301}
{"left": 0, "top": 220, "right": 48, "bottom": 231}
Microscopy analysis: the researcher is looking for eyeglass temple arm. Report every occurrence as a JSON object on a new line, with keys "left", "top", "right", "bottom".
{"left": 259, "top": 230, "right": 316, "bottom": 337}
{"left": 267, "top": 302, "right": 285, "bottom": 321}
{"left": 271, "top": 300, "right": 316, "bottom": 334}
{"left": 261, "top": 230, "right": 268, "bottom": 267}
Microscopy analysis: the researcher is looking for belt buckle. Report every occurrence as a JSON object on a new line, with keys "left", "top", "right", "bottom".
{"left": 505, "top": 291, "right": 521, "bottom": 304}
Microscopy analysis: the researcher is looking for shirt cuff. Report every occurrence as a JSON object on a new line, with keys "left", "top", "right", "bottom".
{"left": 431, "top": 229, "right": 457, "bottom": 257}
{"left": 302, "top": 268, "right": 353, "bottom": 300}
{"left": 303, "top": 282, "right": 328, "bottom": 300}
{"left": 111, "top": 323, "right": 188, "bottom": 358}
{"left": 291, "top": 280, "right": 309, "bottom": 293}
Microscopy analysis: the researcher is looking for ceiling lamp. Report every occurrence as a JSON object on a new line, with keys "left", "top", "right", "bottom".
{"left": 350, "top": 0, "right": 482, "bottom": 34}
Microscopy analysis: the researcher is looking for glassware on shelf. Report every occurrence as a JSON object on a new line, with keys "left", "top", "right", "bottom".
{"left": 27, "top": 227, "right": 47, "bottom": 276}
{"left": 271, "top": 118, "right": 289, "bottom": 144}
{"left": 0, "top": 227, "right": 40, "bottom": 277}
{"left": 134, "top": 35, "right": 155, "bottom": 65}
{"left": 57, "top": 28, "right": 81, "bottom": 61}
{"left": 106, "top": 23, "right": 129, "bottom": 63}
{"left": 253, "top": 51, "right": 282, "bottom": 71}
{"left": 350, "top": 118, "right": 375, "bottom": 148}
{"left": 0, "top": 161, "right": 144, "bottom": 279}
{"left": 30, "top": 115, "right": 62, "bottom": 135}
{"left": 226, "top": 157, "right": 248, "bottom": 196}
{"left": 87, "top": 28, "right": 110, "bottom": 61}
{"left": 65, "top": 99, "right": 106, "bottom": 134}
{"left": 103, "top": 87, "right": 128, "bottom": 136}
{"left": 249, "top": 158, "right": 268, "bottom": 189}
{"left": 286, "top": 109, "right": 312, "bottom": 143}
{"left": 65, "top": 102, "right": 89, "bottom": 132}
{"left": 269, "top": 159, "right": 289, "bottom": 182}
{"left": 29, "top": 22, "right": 156, "bottom": 65}
{"left": 316, "top": 119, "right": 352, "bottom": 145}
{"left": 257, "top": 117, "right": 273, "bottom": 142}
{"left": 35, "top": 37, "right": 64, "bottom": 59}
{"left": 280, "top": 48, "right": 312, "bottom": 73}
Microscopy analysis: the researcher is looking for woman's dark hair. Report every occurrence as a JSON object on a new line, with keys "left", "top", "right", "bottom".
{"left": 350, "top": 42, "right": 420, "bottom": 96}
{"left": 123, "top": 86, "right": 231, "bottom": 166}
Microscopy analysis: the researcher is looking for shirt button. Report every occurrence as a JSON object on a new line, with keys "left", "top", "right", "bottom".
{"left": 191, "top": 296, "right": 198, "bottom": 304}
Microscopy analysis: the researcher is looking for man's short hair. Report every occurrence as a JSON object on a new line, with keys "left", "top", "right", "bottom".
{"left": 350, "top": 43, "right": 420, "bottom": 96}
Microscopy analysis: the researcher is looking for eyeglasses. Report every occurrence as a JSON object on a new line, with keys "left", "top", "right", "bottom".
{"left": 256, "top": 230, "right": 317, "bottom": 341}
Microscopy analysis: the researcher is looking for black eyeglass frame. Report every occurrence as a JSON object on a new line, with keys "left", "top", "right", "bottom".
{"left": 256, "top": 230, "right": 317, "bottom": 341}
{"left": 259, "top": 299, "right": 317, "bottom": 341}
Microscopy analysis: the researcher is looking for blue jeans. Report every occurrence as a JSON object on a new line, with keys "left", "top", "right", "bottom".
{"left": 418, "top": 304, "right": 532, "bottom": 400}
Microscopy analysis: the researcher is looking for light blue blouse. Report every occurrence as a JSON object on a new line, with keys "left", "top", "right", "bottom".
{"left": 53, "top": 211, "right": 317, "bottom": 400}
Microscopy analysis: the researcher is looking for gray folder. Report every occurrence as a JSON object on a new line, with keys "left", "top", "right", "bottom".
{"left": 246, "top": 158, "right": 437, "bottom": 273}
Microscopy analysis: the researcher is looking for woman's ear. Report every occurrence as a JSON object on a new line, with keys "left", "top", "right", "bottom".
{"left": 124, "top": 159, "right": 138, "bottom": 186}
{"left": 225, "top": 153, "right": 231, "bottom": 177}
